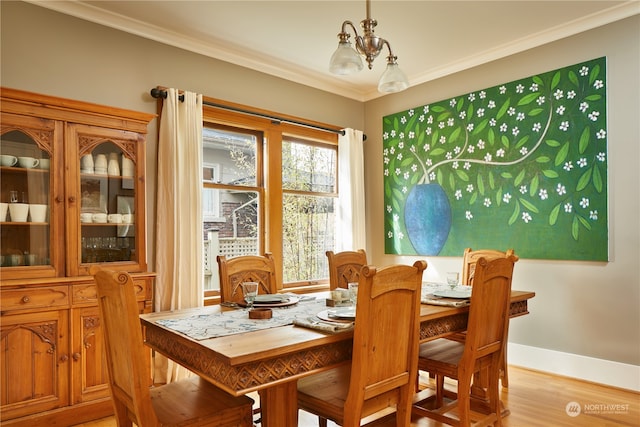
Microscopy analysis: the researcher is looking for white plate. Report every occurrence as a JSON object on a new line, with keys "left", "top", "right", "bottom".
{"left": 433, "top": 289, "right": 472, "bottom": 299}
{"left": 327, "top": 307, "right": 356, "bottom": 320}
{"left": 254, "top": 294, "right": 291, "bottom": 303}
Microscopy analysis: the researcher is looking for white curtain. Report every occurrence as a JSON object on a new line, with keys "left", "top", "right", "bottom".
{"left": 337, "top": 128, "right": 366, "bottom": 251}
{"left": 154, "top": 88, "right": 203, "bottom": 383}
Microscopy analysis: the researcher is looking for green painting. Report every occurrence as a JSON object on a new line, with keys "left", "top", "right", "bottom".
{"left": 383, "top": 57, "right": 608, "bottom": 260}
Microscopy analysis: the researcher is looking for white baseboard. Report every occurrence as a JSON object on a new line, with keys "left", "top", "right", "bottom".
{"left": 508, "top": 343, "right": 640, "bottom": 392}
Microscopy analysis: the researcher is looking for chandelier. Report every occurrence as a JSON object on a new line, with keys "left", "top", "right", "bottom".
{"left": 329, "top": 0, "right": 409, "bottom": 93}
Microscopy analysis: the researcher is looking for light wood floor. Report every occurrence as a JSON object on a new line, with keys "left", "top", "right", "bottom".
{"left": 73, "top": 366, "right": 639, "bottom": 426}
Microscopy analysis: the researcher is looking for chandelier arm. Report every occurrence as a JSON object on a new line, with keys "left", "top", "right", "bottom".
{"left": 382, "top": 39, "right": 398, "bottom": 62}
{"left": 339, "top": 20, "right": 361, "bottom": 40}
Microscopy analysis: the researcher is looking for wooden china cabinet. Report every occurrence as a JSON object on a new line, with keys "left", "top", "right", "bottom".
{"left": 0, "top": 88, "right": 155, "bottom": 426}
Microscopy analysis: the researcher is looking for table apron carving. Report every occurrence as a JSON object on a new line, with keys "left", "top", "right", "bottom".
{"left": 144, "top": 326, "right": 353, "bottom": 395}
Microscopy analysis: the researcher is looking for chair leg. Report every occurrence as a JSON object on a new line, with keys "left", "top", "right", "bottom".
{"left": 435, "top": 375, "right": 445, "bottom": 408}
{"left": 501, "top": 348, "right": 509, "bottom": 388}
{"left": 319, "top": 416, "right": 328, "bottom": 427}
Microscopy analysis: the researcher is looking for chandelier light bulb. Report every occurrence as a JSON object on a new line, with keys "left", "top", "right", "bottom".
{"left": 329, "top": 40, "right": 364, "bottom": 75}
{"left": 378, "top": 57, "right": 409, "bottom": 93}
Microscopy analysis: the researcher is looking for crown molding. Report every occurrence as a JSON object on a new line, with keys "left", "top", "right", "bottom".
{"left": 25, "top": 1, "right": 639, "bottom": 102}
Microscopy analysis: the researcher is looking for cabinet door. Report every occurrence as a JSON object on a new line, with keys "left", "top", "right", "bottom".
{"left": 0, "top": 113, "right": 65, "bottom": 280}
{"left": 66, "top": 123, "right": 147, "bottom": 276}
{"left": 0, "top": 310, "right": 70, "bottom": 421}
{"left": 70, "top": 306, "right": 110, "bottom": 404}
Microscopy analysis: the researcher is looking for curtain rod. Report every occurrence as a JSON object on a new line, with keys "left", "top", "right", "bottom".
{"left": 150, "top": 88, "right": 367, "bottom": 140}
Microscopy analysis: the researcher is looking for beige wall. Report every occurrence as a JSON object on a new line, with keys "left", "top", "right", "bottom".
{"left": 2, "top": 1, "right": 638, "bottom": 377}
{"left": 365, "top": 15, "right": 640, "bottom": 368}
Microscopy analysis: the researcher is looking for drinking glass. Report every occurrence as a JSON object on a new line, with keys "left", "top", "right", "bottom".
{"left": 241, "top": 282, "right": 259, "bottom": 309}
{"left": 446, "top": 272, "right": 459, "bottom": 290}
{"left": 9, "top": 191, "right": 18, "bottom": 203}
{"left": 348, "top": 282, "right": 359, "bottom": 307}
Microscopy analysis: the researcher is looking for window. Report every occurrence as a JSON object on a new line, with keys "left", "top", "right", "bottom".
{"left": 201, "top": 101, "right": 340, "bottom": 299}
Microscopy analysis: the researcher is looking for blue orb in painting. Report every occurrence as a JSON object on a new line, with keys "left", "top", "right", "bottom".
{"left": 404, "top": 183, "right": 452, "bottom": 255}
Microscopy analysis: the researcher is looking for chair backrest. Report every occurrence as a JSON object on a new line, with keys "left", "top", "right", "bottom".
{"left": 91, "top": 267, "right": 159, "bottom": 426}
{"left": 460, "top": 256, "right": 517, "bottom": 374}
{"left": 344, "top": 260, "right": 427, "bottom": 426}
{"left": 326, "top": 249, "right": 367, "bottom": 290}
{"left": 461, "top": 247, "right": 518, "bottom": 286}
{"left": 217, "top": 253, "right": 277, "bottom": 304}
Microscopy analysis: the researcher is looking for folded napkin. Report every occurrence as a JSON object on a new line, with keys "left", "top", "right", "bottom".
{"left": 422, "top": 294, "right": 470, "bottom": 307}
{"left": 293, "top": 317, "right": 354, "bottom": 333}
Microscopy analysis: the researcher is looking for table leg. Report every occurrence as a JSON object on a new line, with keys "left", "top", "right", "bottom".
{"left": 259, "top": 380, "right": 299, "bottom": 427}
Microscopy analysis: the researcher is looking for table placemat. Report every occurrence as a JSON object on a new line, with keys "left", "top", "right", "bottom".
{"left": 421, "top": 282, "right": 471, "bottom": 307}
{"left": 155, "top": 298, "right": 328, "bottom": 340}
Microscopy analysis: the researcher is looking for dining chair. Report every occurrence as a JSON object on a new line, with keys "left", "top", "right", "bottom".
{"left": 91, "top": 266, "right": 254, "bottom": 427}
{"left": 297, "top": 260, "right": 427, "bottom": 427}
{"left": 412, "top": 256, "right": 517, "bottom": 427}
{"left": 326, "top": 249, "right": 367, "bottom": 290}
{"left": 461, "top": 247, "right": 517, "bottom": 287}
{"left": 217, "top": 252, "right": 278, "bottom": 305}
{"left": 455, "top": 247, "right": 518, "bottom": 387}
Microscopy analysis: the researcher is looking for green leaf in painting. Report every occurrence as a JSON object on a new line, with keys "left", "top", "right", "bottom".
{"left": 519, "top": 197, "right": 539, "bottom": 213}
{"left": 530, "top": 175, "right": 539, "bottom": 196}
{"left": 489, "top": 171, "right": 495, "bottom": 189}
{"left": 593, "top": 165, "right": 603, "bottom": 192}
{"left": 535, "top": 156, "right": 551, "bottom": 163}
{"left": 554, "top": 142, "right": 570, "bottom": 166}
{"left": 568, "top": 70, "right": 579, "bottom": 86}
{"left": 585, "top": 94, "right": 602, "bottom": 101}
{"left": 589, "top": 64, "right": 601, "bottom": 85}
{"left": 501, "top": 172, "right": 513, "bottom": 179}
{"left": 431, "top": 105, "right": 446, "bottom": 113}
{"left": 578, "top": 215, "right": 592, "bottom": 231}
{"left": 515, "top": 135, "right": 530, "bottom": 149}
{"left": 469, "top": 191, "right": 478, "bottom": 205}
{"left": 551, "top": 71, "right": 561, "bottom": 90}
{"left": 579, "top": 127, "right": 590, "bottom": 154}
{"left": 508, "top": 201, "right": 520, "bottom": 225}
{"left": 430, "top": 147, "right": 446, "bottom": 156}
{"left": 449, "top": 172, "right": 456, "bottom": 191}
{"left": 496, "top": 186, "right": 502, "bottom": 206}
{"left": 532, "top": 75, "right": 544, "bottom": 86}
{"left": 473, "top": 118, "right": 488, "bottom": 135}
{"left": 528, "top": 108, "right": 544, "bottom": 116}
{"left": 449, "top": 127, "right": 462, "bottom": 143}
{"left": 456, "top": 98, "right": 464, "bottom": 112}
{"left": 549, "top": 203, "right": 560, "bottom": 225}
{"left": 576, "top": 168, "right": 593, "bottom": 192}
{"left": 501, "top": 135, "right": 510, "bottom": 149}
{"left": 517, "top": 92, "right": 540, "bottom": 106}
{"left": 496, "top": 98, "right": 511, "bottom": 119}
{"left": 572, "top": 216, "right": 579, "bottom": 240}
{"left": 477, "top": 174, "right": 485, "bottom": 195}
{"left": 455, "top": 169, "right": 470, "bottom": 182}
{"left": 488, "top": 128, "right": 495, "bottom": 145}
{"left": 514, "top": 169, "right": 526, "bottom": 186}
{"left": 437, "top": 111, "right": 451, "bottom": 121}
{"left": 542, "top": 169, "right": 559, "bottom": 178}
{"left": 401, "top": 157, "right": 414, "bottom": 167}
{"left": 545, "top": 139, "right": 561, "bottom": 147}
{"left": 436, "top": 168, "right": 444, "bottom": 186}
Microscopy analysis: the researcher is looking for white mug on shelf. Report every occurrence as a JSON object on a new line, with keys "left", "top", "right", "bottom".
{"left": 108, "top": 213, "right": 122, "bottom": 224}
{"left": 121, "top": 213, "right": 134, "bottom": 224}
{"left": 80, "top": 212, "right": 93, "bottom": 223}
{"left": 121, "top": 156, "right": 134, "bottom": 177}
{"left": 107, "top": 152, "right": 120, "bottom": 176}
{"left": 1, "top": 155, "right": 18, "bottom": 167}
{"left": 81, "top": 154, "right": 94, "bottom": 173}
{"left": 18, "top": 156, "right": 39, "bottom": 169}
{"left": 92, "top": 213, "right": 108, "bottom": 223}
{"left": 29, "top": 204, "right": 48, "bottom": 222}
{"left": 39, "top": 158, "right": 50, "bottom": 169}
{"left": 94, "top": 154, "right": 107, "bottom": 174}
{"left": 0, "top": 203, "right": 8, "bottom": 221}
{"left": 9, "top": 203, "right": 29, "bottom": 222}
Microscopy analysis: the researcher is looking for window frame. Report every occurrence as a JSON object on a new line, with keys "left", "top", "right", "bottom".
{"left": 201, "top": 98, "right": 341, "bottom": 301}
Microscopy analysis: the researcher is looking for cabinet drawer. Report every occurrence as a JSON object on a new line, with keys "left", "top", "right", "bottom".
{"left": 0, "top": 286, "right": 70, "bottom": 312}
{"left": 72, "top": 280, "right": 148, "bottom": 304}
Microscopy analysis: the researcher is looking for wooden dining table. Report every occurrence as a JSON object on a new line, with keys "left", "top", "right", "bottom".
{"left": 140, "top": 290, "right": 534, "bottom": 427}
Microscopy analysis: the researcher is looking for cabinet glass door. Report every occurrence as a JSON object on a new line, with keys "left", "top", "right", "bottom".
{"left": 70, "top": 123, "right": 143, "bottom": 275}
{"left": 1, "top": 116, "right": 58, "bottom": 279}
{"left": 80, "top": 143, "right": 136, "bottom": 265}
